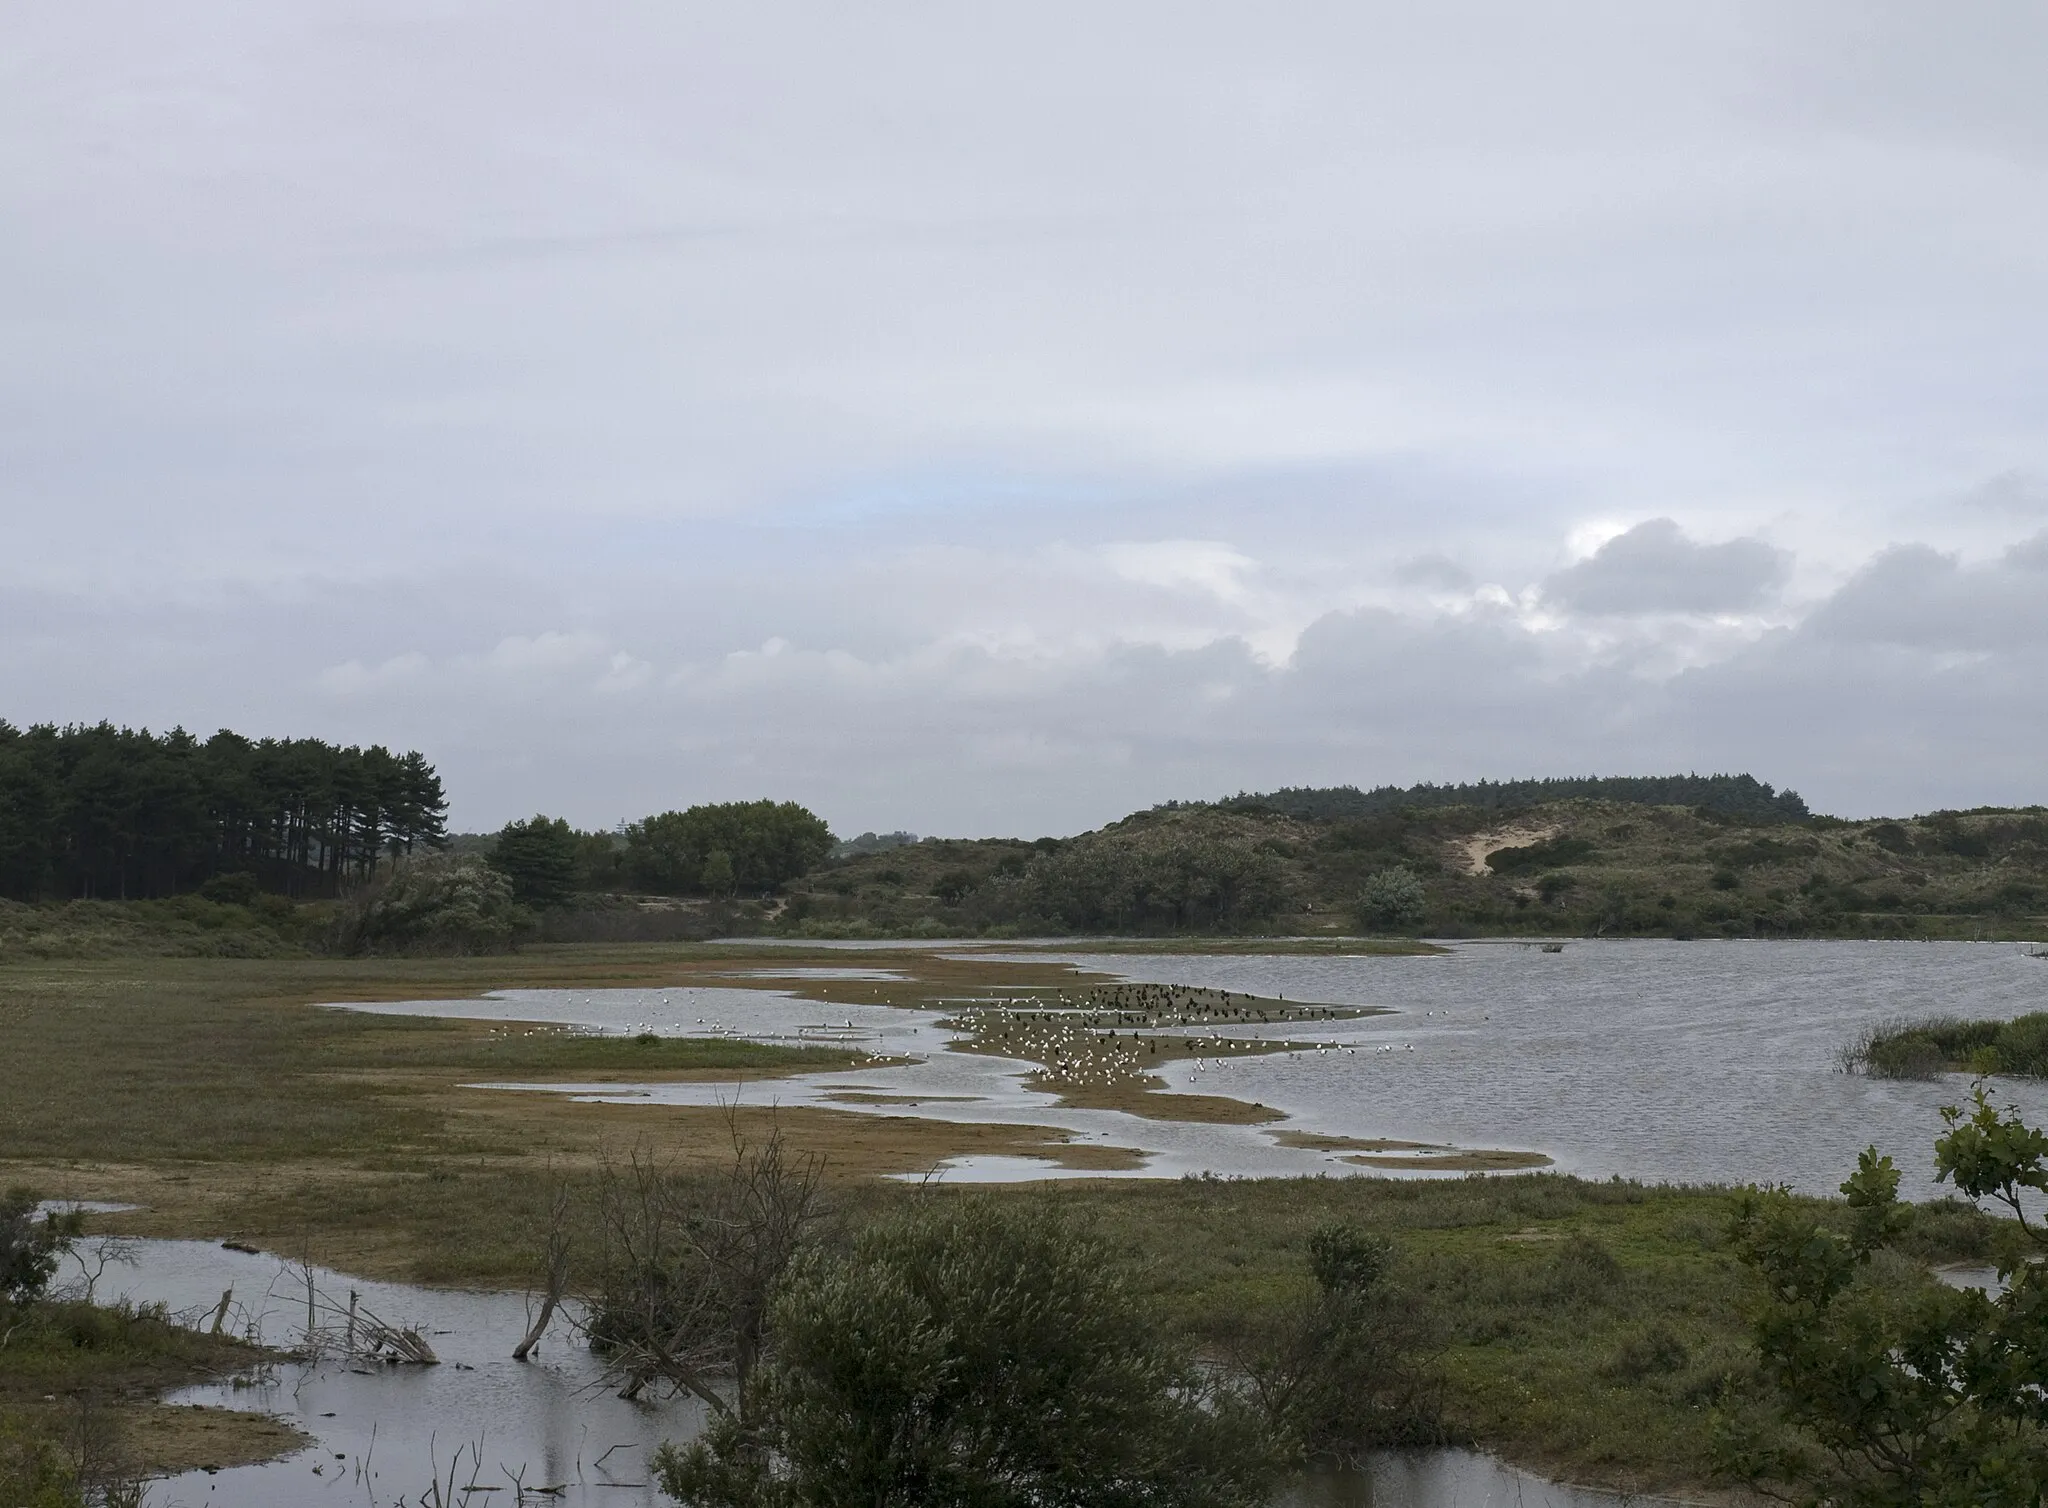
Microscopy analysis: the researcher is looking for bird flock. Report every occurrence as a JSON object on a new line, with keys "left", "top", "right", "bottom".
{"left": 956, "top": 980, "right": 1381, "bottom": 1089}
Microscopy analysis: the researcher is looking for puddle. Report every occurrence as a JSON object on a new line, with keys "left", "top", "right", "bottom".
{"left": 330, "top": 939, "right": 2048, "bottom": 1196}
{"left": 886, "top": 1154, "right": 1154, "bottom": 1183}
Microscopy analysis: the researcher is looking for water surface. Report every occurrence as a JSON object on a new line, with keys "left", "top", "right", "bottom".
{"left": 343, "top": 940, "right": 2048, "bottom": 1196}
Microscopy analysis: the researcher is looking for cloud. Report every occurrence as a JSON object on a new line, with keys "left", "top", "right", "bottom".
{"left": 7, "top": 8, "right": 2048, "bottom": 831}
{"left": 316, "top": 652, "right": 431, "bottom": 696}
{"left": 1543, "top": 519, "right": 1791, "bottom": 616}
{"left": 1098, "top": 540, "right": 1255, "bottom": 603}
{"left": 8, "top": 516, "right": 2047, "bottom": 832}
{"left": 1955, "top": 472, "right": 2048, "bottom": 518}
{"left": 1393, "top": 555, "right": 1475, "bottom": 592}
{"left": 1804, "top": 535, "right": 2048, "bottom": 651}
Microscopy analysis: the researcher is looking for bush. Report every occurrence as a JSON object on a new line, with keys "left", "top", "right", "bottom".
{"left": 1, "top": 1189, "right": 78, "bottom": 1307}
{"left": 1486, "top": 836, "right": 1596, "bottom": 874}
{"left": 1354, "top": 868, "right": 1427, "bottom": 934}
{"left": 0, "top": 1415, "right": 81, "bottom": 1508}
{"left": 197, "top": 871, "right": 261, "bottom": 905}
{"left": 656, "top": 1197, "right": 1276, "bottom": 1508}
{"left": 1243, "top": 1222, "right": 1443, "bottom": 1456}
{"left": 1840, "top": 1015, "right": 2048, "bottom": 1079}
{"left": 1719, "top": 1093, "right": 2048, "bottom": 1503}
{"left": 333, "top": 854, "right": 528, "bottom": 955}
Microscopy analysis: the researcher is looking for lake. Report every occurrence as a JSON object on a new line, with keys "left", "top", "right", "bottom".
{"left": 343, "top": 938, "right": 2048, "bottom": 1197}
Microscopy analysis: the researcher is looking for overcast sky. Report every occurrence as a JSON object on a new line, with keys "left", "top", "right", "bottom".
{"left": 5, "top": 4, "right": 2046, "bottom": 834}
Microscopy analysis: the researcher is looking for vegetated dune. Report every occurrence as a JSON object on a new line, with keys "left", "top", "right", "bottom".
{"left": 777, "top": 793, "right": 2048, "bottom": 941}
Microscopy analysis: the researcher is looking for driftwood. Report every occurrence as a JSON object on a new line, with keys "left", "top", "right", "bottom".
{"left": 209, "top": 1288, "right": 233, "bottom": 1336}
{"left": 354, "top": 1312, "right": 439, "bottom": 1365}
{"left": 292, "top": 1276, "right": 439, "bottom": 1364}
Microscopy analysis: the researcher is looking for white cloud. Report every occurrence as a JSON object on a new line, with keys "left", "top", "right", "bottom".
{"left": 316, "top": 651, "right": 430, "bottom": 696}
{"left": 1098, "top": 540, "right": 1255, "bottom": 604}
{"left": 478, "top": 631, "right": 607, "bottom": 674}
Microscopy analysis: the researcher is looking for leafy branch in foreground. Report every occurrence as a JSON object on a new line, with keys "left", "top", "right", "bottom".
{"left": 1719, "top": 1084, "right": 2048, "bottom": 1505}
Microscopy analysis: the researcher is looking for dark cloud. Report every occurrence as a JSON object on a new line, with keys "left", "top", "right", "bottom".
{"left": 1803, "top": 535, "right": 2048, "bottom": 651}
{"left": 4, "top": 522, "right": 2044, "bottom": 832}
{"left": 1543, "top": 520, "right": 1791, "bottom": 616}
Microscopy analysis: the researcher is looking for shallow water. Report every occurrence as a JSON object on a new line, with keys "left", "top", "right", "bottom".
{"left": 343, "top": 940, "right": 2048, "bottom": 1197}
{"left": 101, "top": 1239, "right": 1634, "bottom": 1508}
{"left": 102, "top": 1240, "right": 699, "bottom": 1508}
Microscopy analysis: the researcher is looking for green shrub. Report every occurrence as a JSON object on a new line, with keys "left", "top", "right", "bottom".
{"left": 1, "top": 1189, "right": 78, "bottom": 1306}
{"left": 656, "top": 1197, "right": 1275, "bottom": 1508}
{"left": 1486, "top": 836, "right": 1596, "bottom": 874}
{"left": 1354, "top": 868, "right": 1427, "bottom": 933}
{"left": 334, "top": 854, "right": 528, "bottom": 955}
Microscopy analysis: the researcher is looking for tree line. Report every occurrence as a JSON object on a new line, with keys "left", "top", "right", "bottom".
{"left": 1215, "top": 772, "right": 1812, "bottom": 824}
{"left": 489, "top": 800, "right": 835, "bottom": 907}
{"left": 0, "top": 721, "right": 447, "bottom": 901}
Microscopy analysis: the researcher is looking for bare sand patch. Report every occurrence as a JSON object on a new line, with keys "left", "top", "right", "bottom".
{"left": 1457, "top": 824, "right": 1562, "bottom": 876}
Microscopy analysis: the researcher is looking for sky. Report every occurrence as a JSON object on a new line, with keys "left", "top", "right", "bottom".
{"left": 4, "top": 3, "right": 2047, "bottom": 836}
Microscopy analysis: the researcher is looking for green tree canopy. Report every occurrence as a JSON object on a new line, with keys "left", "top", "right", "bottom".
{"left": 1023, "top": 814, "right": 1287, "bottom": 932}
{"left": 1218, "top": 773, "right": 1810, "bottom": 824}
{"left": 488, "top": 814, "right": 581, "bottom": 909}
{"left": 625, "top": 801, "right": 834, "bottom": 895}
{"left": 657, "top": 1197, "right": 1274, "bottom": 1508}
{"left": 0, "top": 720, "right": 446, "bottom": 901}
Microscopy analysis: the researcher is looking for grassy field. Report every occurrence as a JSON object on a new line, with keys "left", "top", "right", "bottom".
{"left": 0, "top": 942, "right": 2014, "bottom": 1500}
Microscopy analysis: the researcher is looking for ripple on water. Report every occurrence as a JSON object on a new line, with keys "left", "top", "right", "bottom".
{"left": 334, "top": 940, "right": 2048, "bottom": 1195}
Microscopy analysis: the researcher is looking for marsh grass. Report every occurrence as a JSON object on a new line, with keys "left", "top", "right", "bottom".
{"left": 0, "top": 1297, "right": 296, "bottom": 1490}
{"left": 879, "top": 1172, "right": 2006, "bottom": 1499}
{"left": 1841, "top": 1011, "right": 2048, "bottom": 1078}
